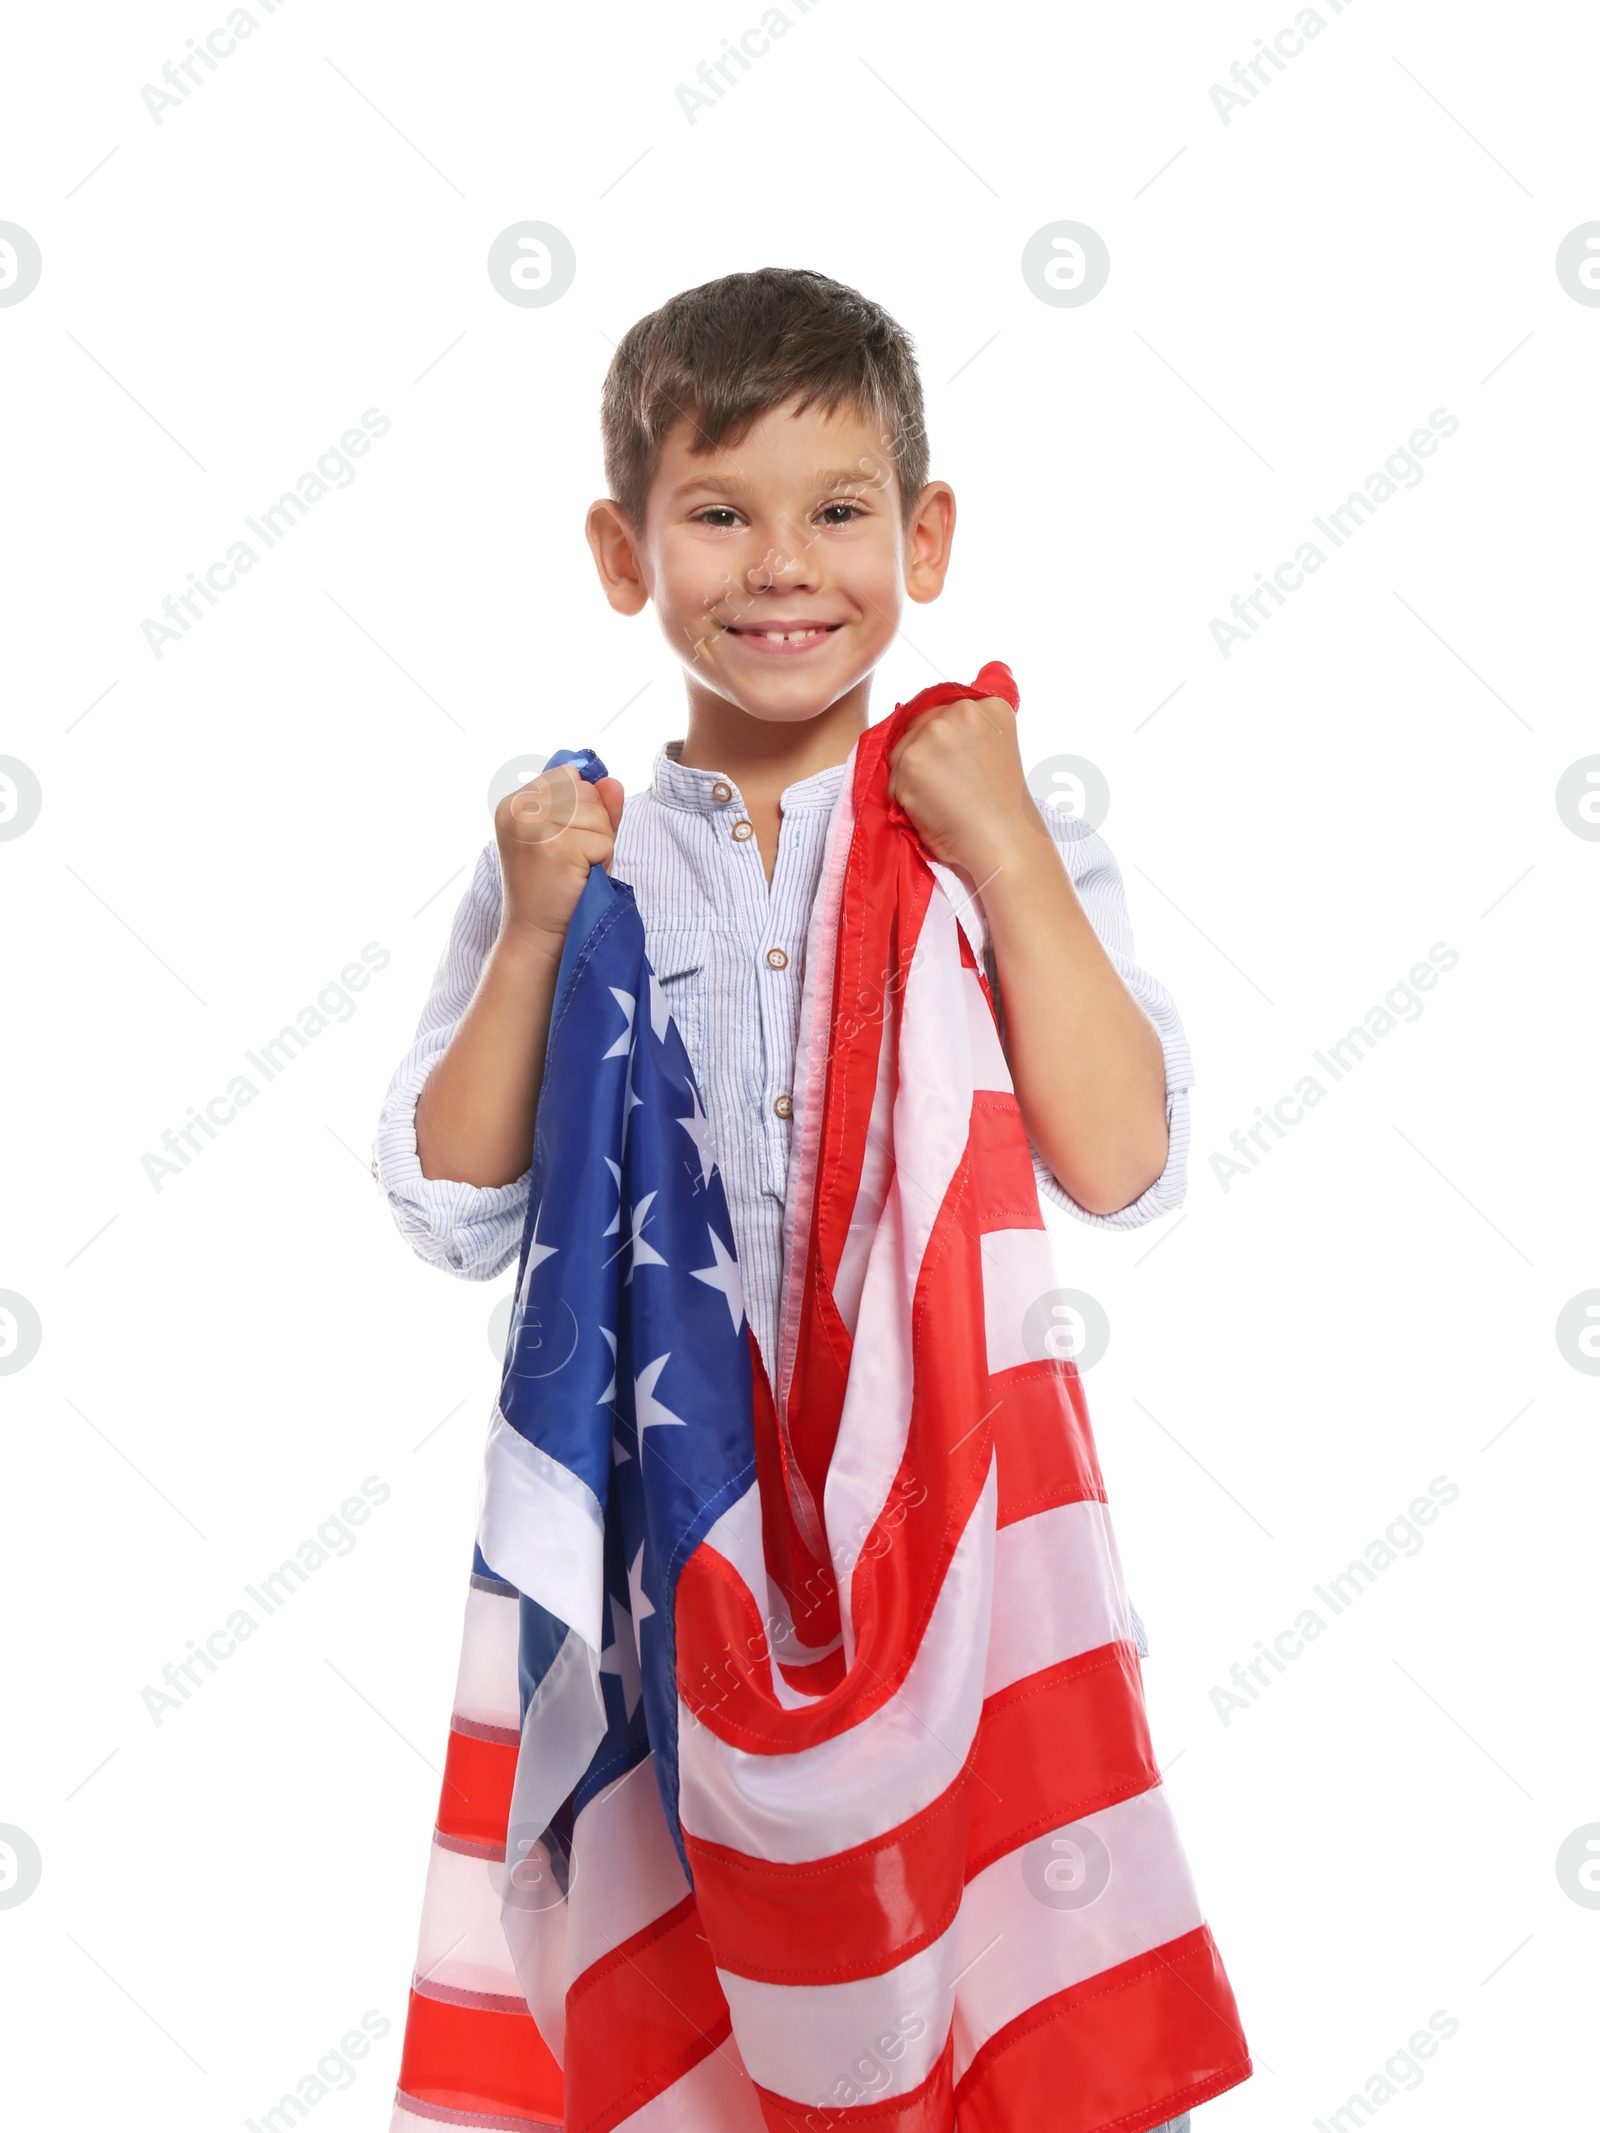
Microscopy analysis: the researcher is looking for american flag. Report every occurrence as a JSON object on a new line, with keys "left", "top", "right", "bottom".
{"left": 389, "top": 668, "right": 1251, "bottom": 2133}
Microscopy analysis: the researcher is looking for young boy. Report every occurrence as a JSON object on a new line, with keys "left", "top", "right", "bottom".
{"left": 379, "top": 266, "right": 1190, "bottom": 1367}
{"left": 377, "top": 269, "right": 1207, "bottom": 2132}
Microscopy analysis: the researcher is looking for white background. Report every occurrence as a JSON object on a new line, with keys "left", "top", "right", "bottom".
{"left": 3, "top": 1, "right": 1597, "bottom": 2125}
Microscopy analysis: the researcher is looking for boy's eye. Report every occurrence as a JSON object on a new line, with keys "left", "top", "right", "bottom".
{"left": 816, "top": 501, "right": 864, "bottom": 525}
{"left": 694, "top": 507, "right": 743, "bottom": 528}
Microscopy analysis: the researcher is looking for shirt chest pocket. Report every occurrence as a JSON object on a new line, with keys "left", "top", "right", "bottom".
{"left": 643, "top": 926, "right": 708, "bottom": 1095}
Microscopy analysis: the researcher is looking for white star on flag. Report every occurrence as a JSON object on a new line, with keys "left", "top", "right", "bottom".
{"left": 691, "top": 1227, "right": 745, "bottom": 1337}
{"left": 598, "top": 1590, "right": 643, "bottom": 1718}
{"left": 602, "top": 1158, "right": 622, "bottom": 1237}
{"left": 676, "top": 1082, "right": 717, "bottom": 1188}
{"left": 516, "top": 1201, "right": 559, "bottom": 1308}
{"left": 627, "top": 1542, "right": 656, "bottom": 1632}
{"left": 634, "top": 1354, "right": 686, "bottom": 1435}
{"left": 601, "top": 988, "right": 636, "bottom": 1060}
{"left": 648, "top": 968, "right": 673, "bottom": 1045}
{"left": 619, "top": 1031, "right": 645, "bottom": 1162}
{"left": 623, "top": 1190, "right": 668, "bottom": 1280}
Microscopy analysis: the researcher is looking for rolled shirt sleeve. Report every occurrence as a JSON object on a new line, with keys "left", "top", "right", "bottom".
{"left": 373, "top": 837, "right": 530, "bottom": 1279}
{"left": 977, "top": 808, "right": 1193, "bottom": 1231}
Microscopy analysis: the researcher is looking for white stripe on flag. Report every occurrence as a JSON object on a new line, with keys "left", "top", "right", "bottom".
{"left": 887, "top": 892, "right": 977, "bottom": 1272}
{"left": 985, "top": 1499, "right": 1134, "bottom": 1698}
{"left": 822, "top": 1172, "right": 914, "bottom": 1655}
{"left": 411, "top": 1835, "right": 528, "bottom": 2002}
{"left": 389, "top": 2099, "right": 544, "bottom": 2133}
{"left": 495, "top": 1830, "right": 569, "bottom": 2066}
{"left": 496, "top": 1631, "right": 611, "bottom": 2060}
{"left": 960, "top": 958, "right": 1011, "bottom": 1092}
{"left": 832, "top": 1007, "right": 896, "bottom": 1338}
{"left": 979, "top": 1229, "right": 1065, "bottom": 1376}
{"left": 613, "top": 2033, "right": 767, "bottom": 2130}
{"left": 567, "top": 1756, "right": 691, "bottom": 1987}
{"left": 478, "top": 1402, "right": 606, "bottom": 1652}
{"left": 678, "top": 1462, "right": 996, "bottom": 1861}
{"left": 824, "top": 895, "right": 975, "bottom": 1659}
{"left": 451, "top": 1579, "right": 523, "bottom": 1733}
{"left": 716, "top": 1916, "right": 957, "bottom": 2106}
{"left": 949, "top": 1784, "right": 1206, "bottom": 2083}
{"left": 926, "top": 856, "right": 991, "bottom": 978}
{"left": 776, "top": 734, "right": 861, "bottom": 1430}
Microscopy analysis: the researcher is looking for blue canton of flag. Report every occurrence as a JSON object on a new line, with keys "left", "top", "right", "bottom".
{"left": 479, "top": 746, "right": 758, "bottom": 1889}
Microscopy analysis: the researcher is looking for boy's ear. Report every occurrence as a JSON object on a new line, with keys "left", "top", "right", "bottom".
{"left": 902, "top": 481, "right": 956, "bottom": 606}
{"left": 585, "top": 499, "right": 650, "bottom": 616}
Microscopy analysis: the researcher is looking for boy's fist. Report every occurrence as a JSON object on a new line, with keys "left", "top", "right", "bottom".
{"left": 886, "top": 695, "right": 1038, "bottom": 879}
{"left": 494, "top": 763, "right": 626, "bottom": 947}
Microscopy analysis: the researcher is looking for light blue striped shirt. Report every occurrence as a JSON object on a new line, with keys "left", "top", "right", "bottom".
{"left": 375, "top": 742, "right": 1194, "bottom": 1388}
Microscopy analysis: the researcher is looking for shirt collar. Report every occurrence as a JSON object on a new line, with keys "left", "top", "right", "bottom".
{"left": 652, "top": 740, "right": 849, "bottom": 815}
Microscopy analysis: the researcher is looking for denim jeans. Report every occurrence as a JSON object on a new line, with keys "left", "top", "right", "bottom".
{"left": 1151, "top": 2118, "right": 1191, "bottom": 2132}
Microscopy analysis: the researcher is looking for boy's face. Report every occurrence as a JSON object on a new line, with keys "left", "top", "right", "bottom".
{"left": 587, "top": 394, "right": 954, "bottom": 728}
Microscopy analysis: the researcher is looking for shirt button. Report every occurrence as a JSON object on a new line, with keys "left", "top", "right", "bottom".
{"left": 764, "top": 947, "right": 789, "bottom": 970}
{"left": 711, "top": 780, "right": 732, "bottom": 803}
{"left": 773, "top": 1093, "right": 793, "bottom": 1119}
{"left": 731, "top": 819, "right": 755, "bottom": 841}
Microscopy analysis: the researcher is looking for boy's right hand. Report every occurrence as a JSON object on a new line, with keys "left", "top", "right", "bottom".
{"left": 418, "top": 763, "right": 624, "bottom": 1187}
{"left": 494, "top": 763, "right": 626, "bottom": 949}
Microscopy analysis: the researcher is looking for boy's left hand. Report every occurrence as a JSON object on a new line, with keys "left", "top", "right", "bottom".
{"left": 885, "top": 695, "right": 1041, "bottom": 879}
{"left": 888, "top": 692, "right": 1169, "bottom": 1216}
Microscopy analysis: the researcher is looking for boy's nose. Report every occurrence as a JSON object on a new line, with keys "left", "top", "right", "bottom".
{"left": 744, "top": 537, "right": 818, "bottom": 592}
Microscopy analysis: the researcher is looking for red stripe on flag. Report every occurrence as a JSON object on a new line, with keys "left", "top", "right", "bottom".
{"left": 396, "top": 1985, "right": 562, "bottom": 2125}
{"left": 964, "top": 1093, "right": 1046, "bottom": 1234}
{"left": 845, "top": 1136, "right": 992, "bottom": 1653}
{"left": 676, "top": 1541, "right": 798, "bottom": 1740}
{"left": 754, "top": 2032, "right": 954, "bottom": 2132}
{"left": 678, "top": 1647, "right": 1158, "bottom": 1988}
{"left": 749, "top": 1325, "right": 842, "bottom": 1657}
{"left": 811, "top": 844, "right": 934, "bottom": 1309}
{"left": 788, "top": 667, "right": 1010, "bottom": 1521}
{"left": 744, "top": 675, "right": 1032, "bottom": 1754}
{"left": 953, "top": 1925, "right": 1252, "bottom": 2133}
{"left": 435, "top": 1723, "right": 519, "bottom": 1849}
{"left": 786, "top": 843, "right": 936, "bottom": 1525}
{"left": 684, "top": 1753, "right": 975, "bottom": 1984}
{"left": 680, "top": 1122, "right": 995, "bottom": 1755}
{"left": 968, "top": 1644, "right": 1157, "bottom": 1877}
{"left": 990, "top": 1362, "right": 1106, "bottom": 1529}
{"left": 776, "top": 1645, "right": 846, "bottom": 1697}
{"left": 563, "top": 1894, "right": 735, "bottom": 2133}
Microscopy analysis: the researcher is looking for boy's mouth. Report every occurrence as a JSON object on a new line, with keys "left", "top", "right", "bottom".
{"left": 721, "top": 621, "right": 843, "bottom": 656}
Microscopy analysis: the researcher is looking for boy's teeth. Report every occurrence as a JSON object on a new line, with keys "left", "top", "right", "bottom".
{"left": 761, "top": 629, "right": 823, "bottom": 642}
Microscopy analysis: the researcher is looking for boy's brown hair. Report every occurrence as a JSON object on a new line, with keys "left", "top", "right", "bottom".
{"left": 600, "top": 267, "right": 930, "bottom": 533}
